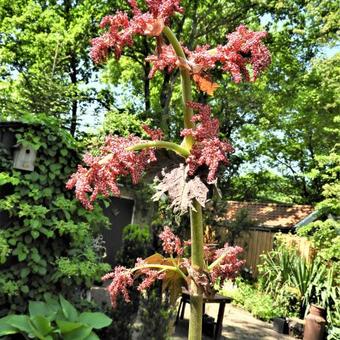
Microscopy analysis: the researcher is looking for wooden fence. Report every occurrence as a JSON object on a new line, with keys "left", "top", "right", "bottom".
{"left": 236, "top": 230, "right": 315, "bottom": 277}
{"left": 237, "top": 229, "right": 275, "bottom": 277}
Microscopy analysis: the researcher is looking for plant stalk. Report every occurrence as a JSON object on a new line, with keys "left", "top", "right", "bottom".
{"left": 163, "top": 25, "right": 204, "bottom": 340}
{"left": 127, "top": 140, "right": 190, "bottom": 157}
{"left": 162, "top": 26, "right": 194, "bottom": 151}
{"left": 188, "top": 200, "right": 204, "bottom": 340}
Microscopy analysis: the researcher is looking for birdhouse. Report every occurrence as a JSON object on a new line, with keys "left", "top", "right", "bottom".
{"left": 13, "top": 144, "right": 37, "bottom": 171}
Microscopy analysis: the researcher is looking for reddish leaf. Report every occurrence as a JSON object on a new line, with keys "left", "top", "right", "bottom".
{"left": 153, "top": 164, "right": 209, "bottom": 214}
{"left": 193, "top": 74, "right": 219, "bottom": 96}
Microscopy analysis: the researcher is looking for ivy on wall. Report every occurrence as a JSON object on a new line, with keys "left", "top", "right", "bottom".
{"left": 0, "top": 117, "right": 111, "bottom": 315}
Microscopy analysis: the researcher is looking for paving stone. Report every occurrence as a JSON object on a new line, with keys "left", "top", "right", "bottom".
{"left": 172, "top": 304, "right": 294, "bottom": 340}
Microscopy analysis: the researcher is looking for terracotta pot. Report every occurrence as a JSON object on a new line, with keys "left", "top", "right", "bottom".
{"left": 303, "top": 305, "right": 326, "bottom": 340}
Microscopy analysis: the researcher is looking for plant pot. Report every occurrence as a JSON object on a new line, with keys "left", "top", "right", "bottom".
{"left": 303, "top": 305, "right": 326, "bottom": 340}
{"left": 273, "top": 317, "right": 289, "bottom": 334}
{"left": 202, "top": 313, "right": 215, "bottom": 337}
{"left": 288, "top": 317, "right": 304, "bottom": 339}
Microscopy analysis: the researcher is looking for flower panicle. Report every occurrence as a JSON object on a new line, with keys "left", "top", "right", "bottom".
{"left": 66, "top": 127, "right": 163, "bottom": 210}
{"left": 102, "top": 266, "right": 134, "bottom": 308}
{"left": 101, "top": 228, "right": 245, "bottom": 308}
{"left": 90, "top": 0, "right": 183, "bottom": 63}
{"left": 159, "top": 226, "right": 184, "bottom": 256}
{"left": 180, "top": 101, "right": 234, "bottom": 182}
{"left": 144, "top": 25, "right": 271, "bottom": 93}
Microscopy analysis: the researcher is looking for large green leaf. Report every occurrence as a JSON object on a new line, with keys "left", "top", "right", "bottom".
{"left": 2, "top": 315, "right": 33, "bottom": 334}
{"left": 84, "top": 331, "right": 100, "bottom": 340}
{"left": 29, "top": 301, "right": 49, "bottom": 317}
{"left": 63, "top": 325, "right": 92, "bottom": 340}
{"left": 78, "top": 312, "right": 112, "bottom": 329}
{"left": 56, "top": 320, "right": 83, "bottom": 333}
{"left": 30, "top": 315, "right": 52, "bottom": 336}
{"left": 59, "top": 295, "right": 78, "bottom": 321}
{"left": 0, "top": 316, "right": 18, "bottom": 336}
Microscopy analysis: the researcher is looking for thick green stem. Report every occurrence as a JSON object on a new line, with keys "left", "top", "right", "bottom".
{"left": 127, "top": 140, "right": 189, "bottom": 157}
{"left": 162, "top": 26, "right": 194, "bottom": 150}
{"left": 188, "top": 200, "right": 204, "bottom": 340}
{"left": 163, "top": 26, "right": 204, "bottom": 340}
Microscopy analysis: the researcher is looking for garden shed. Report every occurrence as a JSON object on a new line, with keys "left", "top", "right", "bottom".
{"left": 226, "top": 201, "right": 314, "bottom": 276}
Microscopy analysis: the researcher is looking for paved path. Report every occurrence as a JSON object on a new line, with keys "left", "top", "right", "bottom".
{"left": 172, "top": 304, "right": 294, "bottom": 340}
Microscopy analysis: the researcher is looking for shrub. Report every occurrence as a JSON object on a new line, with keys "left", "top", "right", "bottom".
{"left": 229, "top": 280, "right": 286, "bottom": 321}
{"left": 115, "top": 224, "right": 152, "bottom": 267}
{"left": 258, "top": 238, "right": 339, "bottom": 336}
{"left": 137, "top": 286, "right": 175, "bottom": 340}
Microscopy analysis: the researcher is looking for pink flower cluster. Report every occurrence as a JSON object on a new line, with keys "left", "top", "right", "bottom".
{"left": 185, "top": 25, "right": 271, "bottom": 84}
{"left": 90, "top": 0, "right": 183, "bottom": 62}
{"left": 210, "top": 244, "right": 245, "bottom": 285}
{"left": 101, "top": 227, "right": 245, "bottom": 307}
{"left": 144, "top": 25, "right": 271, "bottom": 92}
{"left": 66, "top": 126, "right": 161, "bottom": 209}
{"left": 181, "top": 102, "right": 234, "bottom": 182}
{"left": 142, "top": 124, "right": 164, "bottom": 140}
{"left": 159, "top": 226, "right": 183, "bottom": 256}
{"left": 102, "top": 266, "right": 134, "bottom": 308}
{"left": 135, "top": 258, "right": 166, "bottom": 291}
{"left": 90, "top": 0, "right": 270, "bottom": 91}
{"left": 145, "top": 44, "right": 179, "bottom": 78}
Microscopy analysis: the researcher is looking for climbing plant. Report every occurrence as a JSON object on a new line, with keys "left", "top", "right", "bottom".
{"left": 0, "top": 115, "right": 110, "bottom": 316}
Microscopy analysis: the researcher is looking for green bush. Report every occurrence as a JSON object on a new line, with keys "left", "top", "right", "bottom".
{"left": 137, "top": 287, "right": 175, "bottom": 340}
{"left": 115, "top": 224, "right": 152, "bottom": 267}
{"left": 0, "top": 294, "right": 112, "bottom": 339}
{"left": 227, "top": 280, "right": 286, "bottom": 321}
{"left": 0, "top": 118, "right": 110, "bottom": 315}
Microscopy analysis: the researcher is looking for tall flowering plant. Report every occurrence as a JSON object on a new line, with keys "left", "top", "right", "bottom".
{"left": 67, "top": 1, "right": 271, "bottom": 338}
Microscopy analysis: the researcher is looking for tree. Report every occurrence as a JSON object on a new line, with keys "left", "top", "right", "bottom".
{"left": 242, "top": 53, "right": 339, "bottom": 203}
{"left": 0, "top": 0, "right": 111, "bottom": 135}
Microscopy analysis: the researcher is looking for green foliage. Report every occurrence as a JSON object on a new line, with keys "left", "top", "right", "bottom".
{"left": 115, "top": 224, "right": 152, "bottom": 267}
{"left": 294, "top": 152, "right": 340, "bottom": 336}
{"left": 0, "top": 121, "right": 110, "bottom": 315}
{"left": 228, "top": 280, "right": 287, "bottom": 321}
{"left": 0, "top": 231, "right": 10, "bottom": 264}
{"left": 228, "top": 171, "right": 304, "bottom": 203}
{"left": 0, "top": 0, "right": 111, "bottom": 134}
{"left": 258, "top": 240, "right": 339, "bottom": 333}
{"left": 298, "top": 219, "right": 340, "bottom": 263}
{"left": 137, "top": 287, "right": 175, "bottom": 340}
{"left": 0, "top": 294, "right": 112, "bottom": 339}
{"left": 101, "top": 109, "right": 152, "bottom": 137}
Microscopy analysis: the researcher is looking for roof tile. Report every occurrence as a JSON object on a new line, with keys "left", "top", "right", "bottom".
{"left": 225, "top": 201, "right": 314, "bottom": 229}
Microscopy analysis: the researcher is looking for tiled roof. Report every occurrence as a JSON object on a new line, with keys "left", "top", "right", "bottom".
{"left": 225, "top": 201, "right": 314, "bottom": 229}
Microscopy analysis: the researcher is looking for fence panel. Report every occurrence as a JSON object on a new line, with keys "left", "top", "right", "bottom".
{"left": 236, "top": 231, "right": 316, "bottom": 277}
{"left": 237, "top": 229, "right": 275, "bottom": 277}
